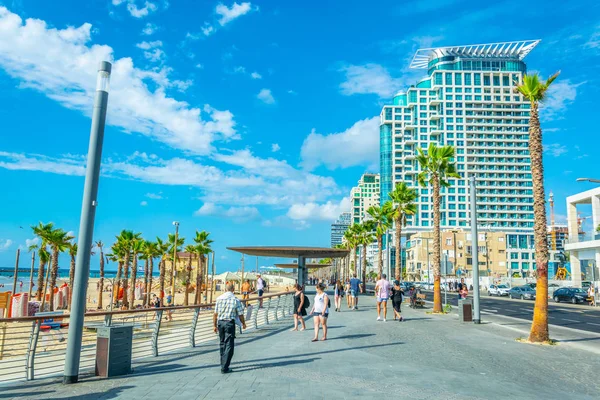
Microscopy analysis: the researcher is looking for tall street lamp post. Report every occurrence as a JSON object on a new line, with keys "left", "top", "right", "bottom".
{"left": 577, "top": 178, "right": 600, "bottom": 183}
{"left": 470, "top": 176, "right": 481, "bottom": 324}
{"left": 63, "top": 61, "right": 111, "bottom": 384}
{"left": 171, "top": 221, "right": 180, "bottom": 299}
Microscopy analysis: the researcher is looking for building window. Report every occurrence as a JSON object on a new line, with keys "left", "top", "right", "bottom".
{"left": 445, "top": 73, "right": 452, "bottom": 85}
{"left": 474, "top": 74, "right": 481, "bottom": 85}
{"left": 454, "top": 73, "right": 462, "bottom": 85}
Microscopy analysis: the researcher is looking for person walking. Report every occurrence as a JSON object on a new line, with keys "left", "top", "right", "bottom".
{"left": 345, "top": 280, "right": 352, "bottom": 309}
{"left": 334, "top": 280, "right": 344, "bottom": 312}
{"left": 291, "top": 283, "right": 307, "bottom": 331}
{"left": 375, "top": 274, "right": 391, "bottom": 322}
{"left": 457, "top": 278, "right": 465, "bottom": 302}
{"left": 213, "top": 283, "right": 246, "bottom": 374}
{"left": 349, "top": 274, "right": 362, "bottom": 310}
{"left": 310, "top": 283, "right": 329, "bottom": 341}
{"left": 459, "top": 283, "right": 469, "bottom": 300}
{"left": 256, "top": 274, "right": 266, "bottom": 308}
{"left": 390, "top": 280, "right": 404, "bottom": 322}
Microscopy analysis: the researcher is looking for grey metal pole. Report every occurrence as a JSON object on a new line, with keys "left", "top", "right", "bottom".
{"left": 426, "top": 239, "right": 430, "bottom": 285}
{"left": 12, "top": 248, "right": 20, "bottom": 295}
{"left": 28, "top": 251, "right": 35, "bottom": 299}
{"left": 170, "top": 222, "right": 179, "bottom": 301}
{"left": 470, "top": 176, "right": 481, "bottom": 324}
{"left": 297, "top": 256, "right": 306, "bottom": 286}
{"left": 63, "top": 61, "right": 111, "bottom": 384}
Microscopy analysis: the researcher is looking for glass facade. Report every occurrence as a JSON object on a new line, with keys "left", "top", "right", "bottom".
{"left": 380, "top": 44, "right": 535, "bottom": 233}
{"left": 331, "top": 212, "right": 352, "bottom": 247}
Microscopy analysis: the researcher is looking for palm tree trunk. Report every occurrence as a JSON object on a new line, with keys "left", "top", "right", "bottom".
{"left": 143, "top": 258, "right": 150, "bottom": 307}
{"left": 432, "top": 177, "right": 442, "bottom": 313}
{"left": 361, "top": 245, "right": 367, "bottom": 287}
{"left": 68, "top": 255, "right": 75, "bottom": 310}
{"left": 377, "top": 235, "right": 383, "bottom": 277}
{"left": 147, "top": 258, "right": 154, "bottom": 307}
{"left": 36, "top": 259, "right": 46, "bottom": 301}
{"left": 129, "top": 254, "right": 138, "bottom": 310}
{"left": 528, "top": 103, "right": 550, "bottom": 342}
{"left": 352, "top": 247, "right": 358, "bottom": 276}
{"left": 159, "top": 258, "right": 166, "bottom": 306}
{"left": 395, "top": 217, "right": 402, "bottom": 280}
{"left": 98, "top": 250, "right": 104, "bottom": 309}
{"left": 195, "top": 255, "right": 202, "bottom": 304}
{"left": 40, "top": 261, "right": 51, "bottom": 311}
{"left": 49, "top": 249, "right": 59, "bottom": 312}
{"left": 122, "top": 252, "right": 130, "bottom": 308}
{"left": 184, "top": 255, "right": 192, "bottom": 306}
{"left": 114, "top": 261, "right": 123, "bottom": 304}
{"left": 204, "top": 255, "right": 209, "bottom": 302}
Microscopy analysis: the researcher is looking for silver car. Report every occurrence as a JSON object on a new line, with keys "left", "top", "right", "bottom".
{"left": 488, "top": 284, "right": 510, "bottom": 296}
{"left": 508, "top": 285, "right": 536, "bottom": 300}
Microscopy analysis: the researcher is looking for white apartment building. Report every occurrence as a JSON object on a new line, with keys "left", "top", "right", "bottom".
{"left": 350, "top": 173, "right": 380, "bottom": 225}
{"left": 565, "top": 187, "right": 600, "bottom": 286}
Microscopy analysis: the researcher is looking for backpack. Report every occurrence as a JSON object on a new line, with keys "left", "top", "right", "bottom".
{"left": 303, "top": 295, "right": 310, "bottom": 309}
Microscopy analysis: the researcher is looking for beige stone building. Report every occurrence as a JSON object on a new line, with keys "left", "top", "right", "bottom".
{"left": 405, "top": 229, "right": 508, "bottom": 280}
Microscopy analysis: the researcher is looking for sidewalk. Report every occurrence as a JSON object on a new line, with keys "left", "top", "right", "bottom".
{"left": 3, "top": 296, "right": 600, "bottom": 399}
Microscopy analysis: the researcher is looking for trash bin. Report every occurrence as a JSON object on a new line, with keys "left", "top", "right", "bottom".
{"left": 458, "top": 299, "right": 473, "bottom": 322}
{"left": 95, "top": 325, "right": 133, "bottom": 377}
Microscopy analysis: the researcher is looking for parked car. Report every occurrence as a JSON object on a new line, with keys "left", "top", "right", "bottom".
{"left": 552, "top": 287, "right": 591, "bottom": 304}
{"left": 508, "top": 286, "right": 536, "bottom": 300}
{"left": 488, "top": 284, "right": 510, "bottom": 296}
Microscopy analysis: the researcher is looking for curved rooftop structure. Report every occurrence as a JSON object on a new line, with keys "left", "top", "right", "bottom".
{"left": 410, "top": 40, "right": 541, "bottom": 69}
{"left": 227, "top": 246, "right": 348, "bottom": 258}
{"left": 274, "top": 263, "right": 332, "bottom": 269}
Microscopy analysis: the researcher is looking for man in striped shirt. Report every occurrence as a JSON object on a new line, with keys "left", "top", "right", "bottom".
{"left": 213, "top": 283, "right": 246, "bottom": 374}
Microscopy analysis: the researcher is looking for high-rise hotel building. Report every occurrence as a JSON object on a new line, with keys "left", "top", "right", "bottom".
{"left": 380, "top": 40, "right": 539, "bottom": 234}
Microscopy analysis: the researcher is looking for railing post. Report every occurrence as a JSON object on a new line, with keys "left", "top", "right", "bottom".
{"left": 253, "top": 300, "right": 259, "bottom": 329}
{"left": 274, "top": 296, "right": 281, "bottom": 321}
{"left": 264, "top": 298, "right": 270, "bottom": 325}
{"left": 152, "top": 310, "right": 163, "bottom": 357}
{"left": 104, "top": 314, "right": 112, "bottom": 327}
{"left": 26, "top": 320, "right": 41, "bottom": 381}
{"left": 189, "top": 308, "right": 200, "bottom": 348}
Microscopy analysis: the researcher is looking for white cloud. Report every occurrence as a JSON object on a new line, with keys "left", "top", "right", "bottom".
{"left": 127, "top": 1, "right": 158, "bottom": 18}
{"left": 0, "top": 150, "right": 340, "bottom": 212}
{"left": 300, "top": 116, "right": 379, "bottom": 171}
{"left": 194, "top": 202, "right": 260, "bottom": 222}
{"left": 216, "top": 2, "right": 253, "bottom": 26}
{"left": 145, "top": 192, "right": 163, "bottom": 199}
{"left": 543, "top": 144, "right": 568, "bottom": 157}
{"left": 257, "top": 88, "right": 275, "bottom": 104}
{"left": 542, "top": 80, "right": 583, "bottom": 121}
{"left": 250, "top": 71, "right": 262, "bottom": 79}
{"left": 136, "top": 40, "right": 162, "bottom": 50}
{"left": 287, "top": 197, "right": 351, "bottom": 222}
{"left": 201, "top": 23, "right": 215, "bottom": 37}
{"left": 271, "top": 143, "right": 280, "bottom": 152}
{"left": 195, "top": 63, "right": 204, "bottom": 69}
{"left": 140, "top": 200, "right": 148, "bottom": 206}
{"left": 339, "top": 63, "right": 403, "bottom": 98}
{"left": 25, "top": 237, "right": 40, "bottom": 248}
{"left": 0, "top": 239, "right": 13, "bottom": 252}
{"left": 233, "top": 65, "right": 246, "bottom": 74}
{"left": 287, "top": 89, "right": 297, "bottom": 95}
{"left": 141, "top": 22, "right": 157, "bottom": 35}
{"left": 0, "top": 8, "right": 237, "bottom": 155}
{"left": 262, "top": 216, "right": 310, "bottom": 230}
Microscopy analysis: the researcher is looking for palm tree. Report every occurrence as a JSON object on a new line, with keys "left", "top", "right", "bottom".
{"left": 67, "top": 242, "right": 77, "bottom": 310}
{"left": 389, "top": 182, "right": 418, "bottom": 280}
{"left": 140, "top": 241, "right": 158, "bottom": 307}
{"left": 167, "top": 232, "right": 185, "bottom": 296}
{"left": 515, "top": 72, "right": 559, "bottom": 343}
{"left": 344, "top": 225, "right": 360, "bottom": 277}
{"left": 129, "top": 237, "right": 144, "bottom": 309}
{"left": 193, "top": 231, "right": 213, "bottom": 304}
{"left": 95, "top": 240, "right": 105, "bottom": 309}
{"left": 116, "top": 230, "right": 141, "bottom": 308}
{"left": 183, "top": 244, "right": 195, "bottom": 306}
{"left": 31, "top": 222, "right": 53, "bottom": 301}
{"left": 417, "top": 143, "right": 460, "bottom": 313}
{"left": 109, "top": 240, "right": 126, "bottom": 305}
{"left": 356, "top": 223, "right": 374, "bottom": 287}
{"left": 155, "top": 237, "right": 170, "bottom": 306}
{"left": 367, "top": 201, "right": 394, "bottom": 277}
{"left": 44, "top": 227, "right": 73, "bottom": 311}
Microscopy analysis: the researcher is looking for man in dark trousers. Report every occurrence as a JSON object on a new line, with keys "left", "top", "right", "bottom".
{"left": 213, "top": 283, "right": 246, "bottom": 374}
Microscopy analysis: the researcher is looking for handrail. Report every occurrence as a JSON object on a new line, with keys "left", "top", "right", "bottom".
{"left": 0, "top": 291, "right": 293, "bottom": 323}
{"left": 0, "top": 290, "right": 295, "bottom": 385}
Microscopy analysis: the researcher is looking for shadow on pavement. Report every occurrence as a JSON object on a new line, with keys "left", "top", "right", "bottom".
{"left": 558, "top": 337, "right": 600, "bottom": 343}
{"left": 233, "top": 357, "right": 320, "bottom": 372}
{"left": 325, "top": 333, "right": 375, "bottom": 340}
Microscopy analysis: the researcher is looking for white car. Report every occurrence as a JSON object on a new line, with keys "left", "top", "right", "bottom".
{"left": 488, "top": 284, "right": 510, "bottom": 296}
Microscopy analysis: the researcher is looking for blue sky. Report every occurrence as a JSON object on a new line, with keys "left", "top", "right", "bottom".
{"left": 0, "top": 0, "right": 599, "bottom": 271}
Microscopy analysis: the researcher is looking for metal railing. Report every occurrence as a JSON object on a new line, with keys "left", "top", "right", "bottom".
{"left": 0, "top": 291, "right": 294, "bottom": 385}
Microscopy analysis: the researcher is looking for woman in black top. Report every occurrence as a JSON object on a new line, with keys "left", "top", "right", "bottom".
{"left": 390, "top": 281, "right": 404, "bottom": 322}
{"left": 292, "top": 283, "right": 307, "bottom": 331}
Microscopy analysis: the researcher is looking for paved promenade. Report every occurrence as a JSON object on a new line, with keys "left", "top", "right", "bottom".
{"left": 3, "top": 292, "right": 600, "bottom": 399}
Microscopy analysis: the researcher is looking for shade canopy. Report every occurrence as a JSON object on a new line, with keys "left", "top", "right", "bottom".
{"left": 227, "top": 246, "right": 348, "bottom": 258}
{"left": 214, "top": 272, "right": 242, "bottom": 282}
{"left": 274, "top": 263, "right": 332, "bottom": 269}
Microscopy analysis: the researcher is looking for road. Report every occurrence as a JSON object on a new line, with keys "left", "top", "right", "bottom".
{"left": 364, "top": 283, "right": 600, "bottom": 335}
